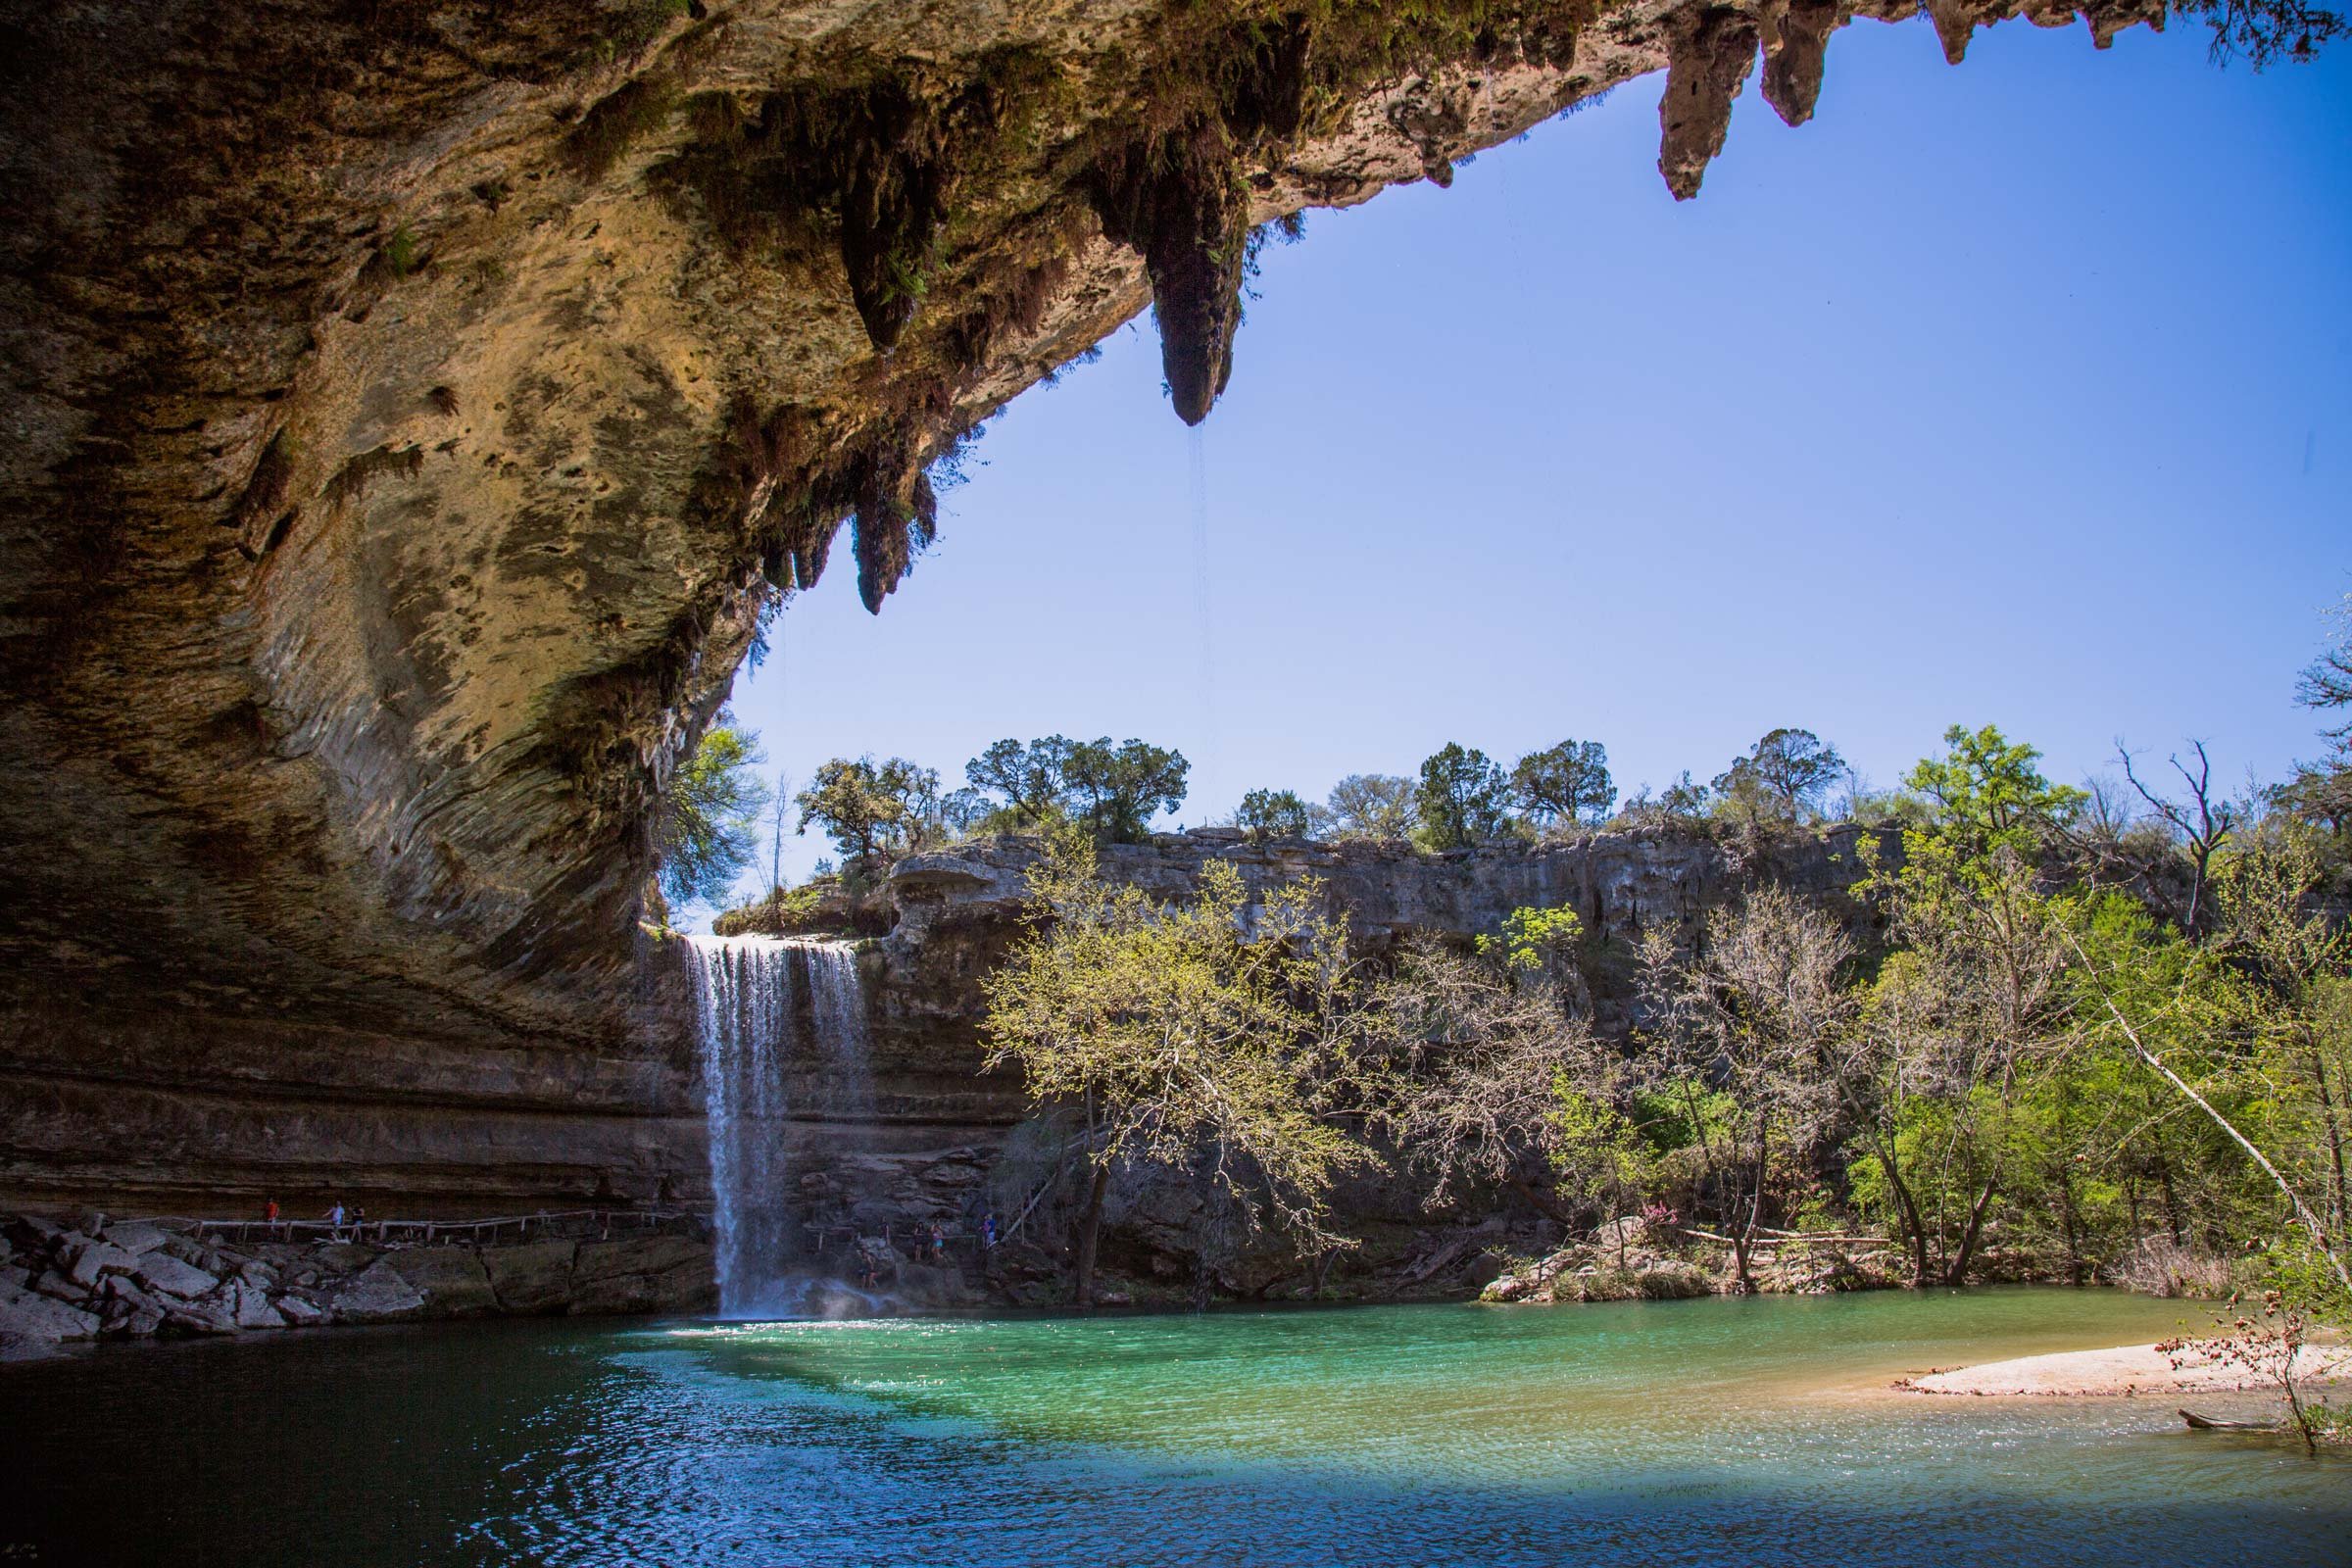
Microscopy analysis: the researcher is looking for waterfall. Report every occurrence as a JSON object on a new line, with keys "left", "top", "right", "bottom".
{"left": 683, "top": 933, "right": 871, "bottom": 1316}
{"left": 805, "top": 941, "right": 874, "bottom": 1124}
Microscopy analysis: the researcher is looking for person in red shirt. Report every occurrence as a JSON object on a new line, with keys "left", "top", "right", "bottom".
{"left": 264, "top": 1198, "right": 280, "bottom": 1237}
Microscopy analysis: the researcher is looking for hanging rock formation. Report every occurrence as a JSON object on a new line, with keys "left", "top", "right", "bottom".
{"left": 0, "top": 0, "right": 2257, "bottom": 1210}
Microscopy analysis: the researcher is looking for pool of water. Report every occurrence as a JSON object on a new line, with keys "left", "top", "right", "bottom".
{"left": 4, "top": 1288, "right": 2342, "bottom": 1566}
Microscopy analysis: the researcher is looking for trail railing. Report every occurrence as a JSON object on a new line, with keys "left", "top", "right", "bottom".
{"left": 136, "top": 1207, "right": 705, "bottom": 1250}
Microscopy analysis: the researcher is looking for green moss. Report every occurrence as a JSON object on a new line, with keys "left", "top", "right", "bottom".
{"left": 564, "top": 75, "right": 681, "bottom": 181}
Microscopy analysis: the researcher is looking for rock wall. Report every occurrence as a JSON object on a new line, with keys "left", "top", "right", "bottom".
{"left": 1, "top": 0, "right": 2171, "bottom": 1216}
{"left": 0, "top": 1210, "right": 715, "bottom": 1363}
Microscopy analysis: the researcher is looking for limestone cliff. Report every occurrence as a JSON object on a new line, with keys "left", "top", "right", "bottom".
{"left": 1, "top": 0, "right": 2175, "bottom": 1209}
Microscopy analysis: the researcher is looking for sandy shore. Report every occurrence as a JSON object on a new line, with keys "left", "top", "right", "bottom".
{"left": 1903, "top": 1342, "right": 2352, "bottom": 1397}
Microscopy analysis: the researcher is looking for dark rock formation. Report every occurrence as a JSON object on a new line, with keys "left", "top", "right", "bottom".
{"left": 0, "top": 0, "right": 2179, "bottom": 1217}
{"left": 0, "top": 1211, "right": 713, "bottom": 1361}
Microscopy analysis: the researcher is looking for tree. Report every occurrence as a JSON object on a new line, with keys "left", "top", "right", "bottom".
{"left": 1415, "top": 743, "right": 1510, "bottom": 850}
{"left": 764, "top": 770, "right": 792, "bottom": 898}
{"left": 1903, "top": 723, "right": 2086, "bottom": 858}
{"left": 2117, "top": 739, "right": 2237, "bottom": 934}
{"left": 1360, "top": 930, "right": 1603, "bottom": 1225}
{"left": 964, "top": 736, "right": 1078, "bottom": 827}
{"left": 655, "top": 717, "right": 770, "bottom": 912}
{"left": 1235, "top": 788, "right": 1320, "bottom": 842}
{"left": 1510, "top": 740, "right": 1615, "bottom": 828}
{"left": 1325, "top": 773, "right": 1416, "bottom": 840}
{"left": 1632, "top": 887, "right": 1851, "bottom": 1289}
{"left": 1063, "top": 737, "right": 1189, "bottom": 842}
{"left": 795, "top": 755, "right": 942, "bottom": 864}
{"left": 981, "top": 831, "right": 1367, "bottom": 1305}
{"left": 1658, "top": 770, "right": 1712, "bottom": 818}
{"left": 1712, "top": 729, "right": 1844, "bottom": 821}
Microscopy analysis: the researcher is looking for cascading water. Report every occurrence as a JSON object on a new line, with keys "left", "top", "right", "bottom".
{"left": 804, "top": 941, "right": 874, "bottom": 1124}
{"left": 684, "top": 933, "right": 873, "bottom": 1316}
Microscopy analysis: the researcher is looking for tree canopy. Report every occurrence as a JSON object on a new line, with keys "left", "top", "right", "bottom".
{"left": 1511, "top": 739, "right": 1615, "bottom": 827}
{"left": 655, "top": 717, "right": 769, "bottom": 913}
{"left": 795, "top": 755, "right": 942, "bottom": 863}
{"left": 1415, "top": 743, "right": 1511, "bottom": 850}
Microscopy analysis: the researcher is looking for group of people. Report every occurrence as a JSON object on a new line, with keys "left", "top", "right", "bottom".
{"left": 257, "top": 1198, "right": 368, "bottom": 1242}
{"left": 853, "top": 1213, "right": 1001, "bottom": 1291}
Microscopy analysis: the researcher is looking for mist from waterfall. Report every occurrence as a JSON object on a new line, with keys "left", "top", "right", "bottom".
{"left": 684, "top": 933, "right": 869, "bottom": 1316}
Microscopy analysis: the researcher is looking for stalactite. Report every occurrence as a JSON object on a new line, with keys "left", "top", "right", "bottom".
{"left": 1657, "top": 6, "right": 1762, "bottom": 200}
{"left": 1761, "top": 0, "right": 1842, "bottom": 126}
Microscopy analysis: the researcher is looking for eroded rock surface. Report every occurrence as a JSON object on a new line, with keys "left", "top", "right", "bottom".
{"left": 2, "top": 0, "right": 2172, "bottom": 1211}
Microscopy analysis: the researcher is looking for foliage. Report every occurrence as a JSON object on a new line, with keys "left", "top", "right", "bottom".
{"left": 795, "top": 755, "right": 943, "bottom": 863}
{"left": 1324, "top": 772, "right": 1417, "bottom": 840}
{"left": 1065, "top": 736, "right": 1190, "bottom": 842}
{"left": 964, "top": 735, "right": 1079, "bottom": 826}
{"left": 1356, "top": 933, "right": 1600, "bottom": 1221}
{"left": 1711, "top": 728, "right": 1844, "bottom": 822}
{"left": 1235, "top": 787, "right": 1320, "bottom": 841}
{"left": 1901, "top": 723, "right": 2086, "bottom": 860}
{"left": 1414, "top": 743, "right": 1510, "bottom": 851}
{"left": 655, "top": 716, "right": 770, "bottom": 913}
{"left": 1510, "top": 739, "right": 1614, "bottom": 828}
{"left": 1477, "top": 905, "right": 1585, "bottom": 983}
{"left": 981, "top": 829, "right": 1369, "bottom": 1291}
{"left": 962, "top": 734, "right": 1188, "bottom": 843}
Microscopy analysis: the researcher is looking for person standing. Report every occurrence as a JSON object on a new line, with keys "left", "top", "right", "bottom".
{"left": 264, "top": 1198, "right": 280, "bottom": 1239}
{"left": 326, "top": 1200, "right": 345, "bottom": 1241}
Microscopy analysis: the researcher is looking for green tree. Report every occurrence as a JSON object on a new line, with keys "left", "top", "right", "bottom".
{"left": 655, "top": 717, "right": 770, "bottom": 913}
{"left": 1235, "top": 787, "right": 1320, "bottom": 842}
{"left": 795, "top": 755, "right": 942, "bottom": 864}
{"left": 1325, "top": 773, "right": 1417, "bottom": 840}
{"left": 1902, "top": 723, "right": 2086, "bottom": 858}
{"left": 1511, "top": 739, "right": 1615, "bottom": 828}
{"left": 1415, "top": 743, "right": 1510, "bottom": 850}
{"left": 964, "top": 736, "right": 1078, "bottom": 826}
{"left": 1064, "top": 737, "right": 1189, "bottom": 842}
{"left": 1712, "top": 728, "right": 1845, "bottom": 821}
{"left": 982, "top": 830, "right": 1366, "bottom": 1304}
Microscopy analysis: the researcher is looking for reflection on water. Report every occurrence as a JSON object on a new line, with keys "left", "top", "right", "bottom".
{"left": 4, "top": 1289, "right": 2343, "bottom": 1567}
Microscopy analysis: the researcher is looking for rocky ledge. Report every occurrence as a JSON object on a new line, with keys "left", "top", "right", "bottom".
{"left": 0, "top": 1211, "right": 714, "bottom": 1364}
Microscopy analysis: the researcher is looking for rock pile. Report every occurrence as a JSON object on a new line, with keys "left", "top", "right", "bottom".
{"left": 0, "top": 1213, "right": 715, "bottom": 1362}
{"left": 1478, "top": 1219, "right": 1900, "bottom": 1305}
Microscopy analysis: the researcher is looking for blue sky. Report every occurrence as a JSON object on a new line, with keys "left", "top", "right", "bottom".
{"left": 710, "top": 15, "right": 2351, "bottom": 911}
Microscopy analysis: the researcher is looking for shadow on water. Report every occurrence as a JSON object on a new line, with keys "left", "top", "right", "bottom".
{"left": 3, "top": 1291, "right": 2345, "bottom": 1568}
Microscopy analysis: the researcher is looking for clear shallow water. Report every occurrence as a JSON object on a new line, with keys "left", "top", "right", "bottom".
{"left": 5, "top": 1289, "right": 2344, "bottom": 1567}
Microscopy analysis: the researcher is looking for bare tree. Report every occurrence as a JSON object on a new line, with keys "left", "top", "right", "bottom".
{"left": 1633, "top": 887, "right": 1851, "bottom": 1290}
{"left": 1357, "top": 938, "right": 1602, "bottom": 1225}
{"left": 2117, "top": 739, "right": 2236, "bottom": 934}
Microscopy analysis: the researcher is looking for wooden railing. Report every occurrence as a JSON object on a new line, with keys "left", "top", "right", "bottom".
{"left": 141, "top": 1207, "right": 705, "bottom": 1250}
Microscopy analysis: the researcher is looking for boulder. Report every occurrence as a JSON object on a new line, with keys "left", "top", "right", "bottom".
{"left": 232, "top": 1280, "right": 287, "bottom": 1330}
{"left": 385, "top": 1248, "right": 500, "bottom": 1318}
{"left": 482, "top": 1242, "right": 577, "bottom": 1315}
{"left": 321, "top": 1259, "right": 426, "bottom": 1324}
{"left": 60, "top": 1238, "right": 138, "bottom": 1290}
{"left": 30, "top": 1269, "right": 90, "bottom": 1305}
{"left": 133, "top": 1252, "right": 221, "bottom": 1300}
{"left": 275, "top": 1295, "right": 325, "bottom": 1328}
{"left": 569, "top": 1236, "right": 714, "bottom": 1315}
{"left": 162, "top": 1298, "right": 237, "bottom": 1336}
{"left": 101, "top": 1222, "right": 172, "bottom": 1255}
{"left": 311, "top": 1242, "right": 381, "bottom": 1274}
{"left": 0, "top": 1279, "right": 102, "bottom": 1354}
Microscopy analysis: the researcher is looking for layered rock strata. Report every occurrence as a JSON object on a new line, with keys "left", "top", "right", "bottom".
{"left": 0, "top": 1210, "right": 716, "bottom": 1363}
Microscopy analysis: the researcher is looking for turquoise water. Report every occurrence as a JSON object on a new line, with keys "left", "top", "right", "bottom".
{"left": 5, "top": 1289, "right": 2344, "bottom": 1566}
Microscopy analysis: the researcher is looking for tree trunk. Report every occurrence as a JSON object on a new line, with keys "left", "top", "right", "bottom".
{"left": 1073, "top": 1163, "right": 1110, "bottom": 1308}
{"left": 1945, "top": 1174, "right": 1999, "bottom": 1287}
{"left": 1505, "top": 1173, "right": 1577, "bottom": 1227}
